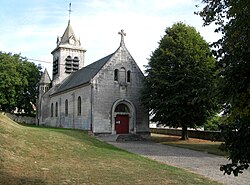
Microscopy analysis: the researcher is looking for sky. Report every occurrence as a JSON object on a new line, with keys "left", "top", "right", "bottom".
{"left": 0, "top": 0, "right": 221, "bottom": 76}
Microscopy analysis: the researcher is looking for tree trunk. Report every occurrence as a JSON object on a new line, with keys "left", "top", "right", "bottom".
{"left": 180, "top": 125, "right": 189, "bottom": 140}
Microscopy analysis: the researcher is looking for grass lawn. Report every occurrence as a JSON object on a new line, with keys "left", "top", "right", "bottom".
{"left": 151, "top": 133, "right": 228, "bottom": 157}
{"left": 0, "top": 114, "right": 222, "bottom": 185}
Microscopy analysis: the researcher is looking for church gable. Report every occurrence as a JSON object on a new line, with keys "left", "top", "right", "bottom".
{"left": 92, "top": 30, "right": 144, "bottom": 88}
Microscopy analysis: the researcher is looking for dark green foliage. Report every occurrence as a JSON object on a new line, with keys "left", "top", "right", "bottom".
{"left": 204, "top": 115, "right": 225, "bottom": 131}
{"left": 220, "top": 117, "right": 250, "bottom": 176}
{"left": 198, "top": 0, "right": 250, "bottom": 175}
{"left": 0, "top": 52, "right": 41, "bottom": 114}
{"left": 141, "top": 22, "right": 217, "bottom": 140}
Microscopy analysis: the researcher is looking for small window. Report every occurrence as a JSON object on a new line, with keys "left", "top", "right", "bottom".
{"left": 65, "top": 99, "right": 68, "bottom": 116}
{"left": 127, "top": 70, "right": 131, "bottom": 82}
{"left": 78, "top": 96, "right": 81, "bottom": 116}
{"left": 51, "top": 103, "right": 53, "bottom": 117}
{"left": 114, "top": 69, "right": 119, "bottom": 81}
{"left": 55, "top": 102, "right": 58, "bottom": 117}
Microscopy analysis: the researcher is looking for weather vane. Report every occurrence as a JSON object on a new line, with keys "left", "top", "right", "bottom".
{"left": 68, "top": 3, "right": 72, "bottom": 21}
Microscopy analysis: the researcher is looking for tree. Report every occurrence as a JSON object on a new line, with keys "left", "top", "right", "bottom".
{"left": 198, "top": 0, "right": 250, "bottom": 176}
{"left": 141, "top": 22, "right": 217, "bottom": 140}
{"left": 0, "top": 52, "right": 41, "bottom": 114}
{"left": 15, "top": 59, "right": 42, "bottom": 114}
{"left": 0, "top": 52, "right": 23, "bottom": 112}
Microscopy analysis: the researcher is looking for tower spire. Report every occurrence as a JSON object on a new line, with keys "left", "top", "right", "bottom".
{"left": 68, "top": 2, "right": 72, "bottom": 21}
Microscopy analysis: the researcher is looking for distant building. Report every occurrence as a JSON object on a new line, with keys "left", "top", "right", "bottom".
{"left": 37, "top": 20, "right": 149, "bottom": 135}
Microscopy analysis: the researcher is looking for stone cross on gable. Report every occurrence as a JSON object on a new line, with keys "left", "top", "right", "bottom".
{"left": 118, "top": 29, "right": 126, "bottom": 46}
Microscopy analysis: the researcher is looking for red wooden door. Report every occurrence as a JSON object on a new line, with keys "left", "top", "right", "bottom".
{"left": 115, "top": 115, "right": 129, "bottom": 134}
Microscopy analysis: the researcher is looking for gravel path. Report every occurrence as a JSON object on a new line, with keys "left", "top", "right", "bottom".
{"left": 105, "top": 140, "right": 250, "bottom": 185}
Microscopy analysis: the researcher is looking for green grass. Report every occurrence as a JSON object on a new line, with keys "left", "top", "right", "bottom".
{"left": 0, "top": 114, "right": 222, "bottom": 185}
{"left": 151, "top": 133, "right": 228, "bottom": 157}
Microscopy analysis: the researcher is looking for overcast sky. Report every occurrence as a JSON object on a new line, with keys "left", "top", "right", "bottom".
{"left": 0, "top": 0, "right": 220, "bottom": 76}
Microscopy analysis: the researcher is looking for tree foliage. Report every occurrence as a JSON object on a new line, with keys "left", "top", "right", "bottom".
{"left": 198, "top": 0, "right": 250, "bottom": 176}
{"left": 141, "top": 22, "right": 217, "bottom": 140}
{"left": 204, "top": 115, "right": 225, "bottom": 131}
{"left": 0, "top": 52, "right": 41, "bottom": 114}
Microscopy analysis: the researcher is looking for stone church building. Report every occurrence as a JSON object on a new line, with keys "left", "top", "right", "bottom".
{"left": 37, "top": 20, "right": 149, "bottom": 135}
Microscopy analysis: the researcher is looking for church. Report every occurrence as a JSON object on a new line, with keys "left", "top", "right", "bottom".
{"left": 37, "top": 20, "right": 149, "bottom": 135}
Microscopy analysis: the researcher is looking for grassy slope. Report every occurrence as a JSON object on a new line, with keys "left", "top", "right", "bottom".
{"left": 0, "top": 114, "right": 221, "bottom": 185}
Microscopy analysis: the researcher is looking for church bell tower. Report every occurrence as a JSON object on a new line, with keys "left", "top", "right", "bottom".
{"left": 51, "top": 4, "right": 86, "bottom": 86}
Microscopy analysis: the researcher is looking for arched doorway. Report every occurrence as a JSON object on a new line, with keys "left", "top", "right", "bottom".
{"left": 111, "top": 99, "right": 136, "bottom": 134}
{"left": 115, "top": 104, "right": 130, "bottom": 134}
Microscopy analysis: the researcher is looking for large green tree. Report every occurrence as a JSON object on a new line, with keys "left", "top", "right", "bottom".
{"left": 141, "top": 22, "right": 217, "bottom": 140}
{"left": 198, "top": 0, "right": 250, "bottom": 176}
{"left": 0, "top": 52, "right": 41, "bottom": 114}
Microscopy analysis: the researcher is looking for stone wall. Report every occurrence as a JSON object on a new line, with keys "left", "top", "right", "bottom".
{"left": 5, "top": 113, "right": 36, "bottom": 124}
{"left": 150, "top": 128, "right": 223, "bottom": 141}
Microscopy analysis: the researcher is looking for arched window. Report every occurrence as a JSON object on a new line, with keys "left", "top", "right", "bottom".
{"left": 65, "top": 99, "right": 68, "bottom": 116}
{"left": 120, "top": 67, "right": 126, "bottom": 82}
{"left": 127, "top": 70, "right": 131, "bottom": 83}
{"left": 77, "top": 96, "right": 81, "bottom": 116}
{"left": 115, "top": 103, "right": 130, "bottom": 113}
{"left": 65, "top": 56, "right": 73, "bottom": 73}
{"left": 114, "top": 69, "right": 119, "bottom": 81}
{"left": 55, "top": 102, "right": 58, "bottom": 117}
{"left": 51, "top": 103, "right": 53, "bottom": 117}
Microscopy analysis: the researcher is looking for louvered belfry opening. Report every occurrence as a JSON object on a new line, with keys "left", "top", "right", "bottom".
{"left": 65, "top": 56, "right": 79, "bottom": 73}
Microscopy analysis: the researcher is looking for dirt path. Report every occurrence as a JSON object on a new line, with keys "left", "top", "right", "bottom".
{"left": 106, "top": 140, "right": 250, "bottom": 185}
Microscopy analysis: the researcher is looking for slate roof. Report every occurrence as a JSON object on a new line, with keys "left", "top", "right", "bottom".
{"left": 53, "top": 53, "right": 114, "bottom": 95}
{"left": 39, "top": 68, "right": 51, "bottom": 84}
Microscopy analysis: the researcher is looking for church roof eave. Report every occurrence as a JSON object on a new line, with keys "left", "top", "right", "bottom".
{"left": 51, "top": 45, "right": 86, "bottom": 54}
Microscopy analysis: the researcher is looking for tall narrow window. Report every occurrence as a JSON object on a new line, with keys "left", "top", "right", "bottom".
{"left": 73, "top": 57, "right": 79, "bottom": 71}
{"left": 127, "top": 70, "right": 131, "bottom": 83}
{"left": 65, "top": 99, "right": 68, "bottom": 116}
{"left": 114, "top": 69, "right": 119, "bottom": 81}
{"left": 78, "top": 96, "right": 81, "bottom": 116}
{"left": 51, "top": 103, "right": 53, "bottom": 117}
{"left": 55, "top": 102, "right": 58, "bottom": 117}
{"left": 120, "top": 67, "right": 126, "bottom": 82}
{"left": 53, "top": 57, "right": 58, "bottom": 75}
{"left": 65, "top": 56, "right": 73, "bottom": 73}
